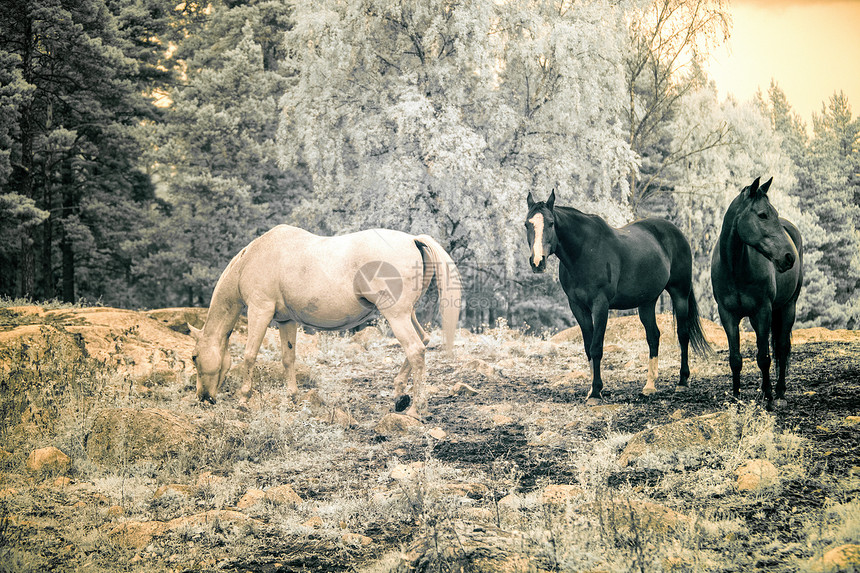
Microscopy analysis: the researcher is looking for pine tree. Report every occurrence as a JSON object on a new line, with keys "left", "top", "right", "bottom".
{"left": 0, "top": 0, "right": 157, "bottom": 302}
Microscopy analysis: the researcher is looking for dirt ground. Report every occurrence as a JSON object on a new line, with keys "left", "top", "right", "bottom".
{"left": 1, "top": 308, "right": 858, "bottom": 572}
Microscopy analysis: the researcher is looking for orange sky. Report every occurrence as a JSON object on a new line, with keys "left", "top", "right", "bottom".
{"left": 707, "top": 0, "right": 860, "bottom": 125}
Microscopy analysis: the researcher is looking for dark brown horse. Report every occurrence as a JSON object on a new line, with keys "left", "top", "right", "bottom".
{"left": 526, "top": 191, "right": 711, "bottom": 405}
{"left": 711, "top": 177, "right": 803, "bottom": 409}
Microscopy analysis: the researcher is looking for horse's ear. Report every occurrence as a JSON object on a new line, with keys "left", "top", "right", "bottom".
{"left": 188, "top": 324, "right": 202, "bottom": 340}
{"left": 759, "top": 177, "right": 773, "bottom": 195}
{"left": 546, "top": 189, "right": 556, "bottom": 210}
{"left": 747, "top": 177, "right": 761, "bottom": 196}
{"left": 527, "top": 192, "right": 536, "bottom": 209}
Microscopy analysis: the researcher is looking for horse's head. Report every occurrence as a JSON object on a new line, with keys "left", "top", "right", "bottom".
{"left": 525, "top": 190, "right": 558, "bottom": 273}
{"left": 188, "top": 324, "right": 231, "bottom": 405}
{"left": 735, "top": 177, "right": 796, "bottom": 272}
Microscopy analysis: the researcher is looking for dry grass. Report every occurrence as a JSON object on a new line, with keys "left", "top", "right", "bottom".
{"left": 0, "top": 309, "right": 857, "bottom": 572}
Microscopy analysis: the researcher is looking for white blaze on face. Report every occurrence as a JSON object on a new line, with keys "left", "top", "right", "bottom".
{"left": 529, "top": 213, "right": 545, "bottom": 267}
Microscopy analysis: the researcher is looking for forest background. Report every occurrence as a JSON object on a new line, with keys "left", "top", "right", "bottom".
{"left": 1, "top": 0, "right": 858, "bottom": 332}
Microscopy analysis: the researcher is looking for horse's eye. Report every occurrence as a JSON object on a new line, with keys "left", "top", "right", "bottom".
{"left": 758, "top": 212, "right": 768, "bottom": 220}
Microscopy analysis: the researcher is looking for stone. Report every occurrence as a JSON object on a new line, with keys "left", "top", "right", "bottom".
{"left": 154, "top": 484, "right": 196, "bottom": 499}
{"left": 542, "top": 484, "right": 584, "bottom": 505}
{"left": 342, "top": 532, "right": 373, "bottom": 546}
{"left": 26, "top": 446, "right": 71, "bottom": 474}
{"left": 492, "top": 414, "right": 514, "bottom": 426}
{"left": 462, "top": 359, "right": 500, "bottom": 380}
{"left": 265, "top": 484, "right": 303, "bottom": 506}
{"left": 451, "top": 382, "right": 479, "bottom": 396}
{"left": 237, "top": 488, "right": 266, "bottom": 509}
{"left": 618, "top": 412, "right": 735, "bottom": 467}
{"left": 390, "top": 462, "right": 425, "bottom": 481}
{"left": 86, "top": 408, "right": 201, "bottom": 466}
{"left": 807, "top": 544, "right": 860, "bottom": 573}
{"left": 735, "top": 459, "right": 778, "bottom": 492}
{"left": 302, "top": 515, "right": 324, "bottom": 529}
{"left": 427, "top": 427, "right": 447, "bottom": 440}
{"left": 351, "top": 326, "right": 384, "bottom": 348}
{"left": 375, "top": 413, "right": 422, "bottom": 434}
{"left": 397, "top": 520, "right": 550, "bottom": 572}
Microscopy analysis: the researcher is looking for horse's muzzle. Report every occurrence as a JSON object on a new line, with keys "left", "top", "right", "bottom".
{"left": 530, "top": 257, "right": 547, "bottom": 273}
{"left": 775, "top": 252, "right": 795, "bottom": 273}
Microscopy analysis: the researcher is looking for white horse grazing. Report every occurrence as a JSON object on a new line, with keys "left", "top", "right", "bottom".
{"left": 188, "top": 225, "right": 461, "bottom": 418}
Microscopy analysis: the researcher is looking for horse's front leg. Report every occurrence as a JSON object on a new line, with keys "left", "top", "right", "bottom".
{"left": 238, "top": 305, "right": 275, "bottom": 404}
{"left": 586, "top": 296, "right": 610, "bottom": 406}
{"left": 750, "top": 305, "right": 774, "bottom": 409}
{"left": 638, "top": 301, "right": 661, "bottom": 395}
{"left": 718, "top": 306, "right": 743, "bottom": 399}
{"left": 278, "top": 321, "right": 298, "bottom": 396}
{"left": 772, "top": 303, "right": 796, "bottom": 408}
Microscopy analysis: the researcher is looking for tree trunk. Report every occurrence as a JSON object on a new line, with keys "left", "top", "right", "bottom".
{"left": 18, "top": 17, "right": 36, "bottom": 299}
{"left": 60, "top": 159, "right": 75, "bottom": 303}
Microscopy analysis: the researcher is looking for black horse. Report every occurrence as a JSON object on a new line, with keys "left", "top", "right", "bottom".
{"left": 711, "top": 177, "right": 803, "bottom": 409}
{"left": 526, "top": 190, "right": 711, "bottom": 405}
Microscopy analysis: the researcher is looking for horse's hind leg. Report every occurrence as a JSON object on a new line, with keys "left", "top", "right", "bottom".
{"left": 638, "top": 300, "right": 661, "bottom": 395}
{"left": 278, "top": 321, "right": 298, "bottom": 396}
{"left": 238, "top": 304, "right": 275, "bottom": 403}
{"left": 412, "top": 310, "right": 430, "bottom": 346}
{"left": 668, "top": 286, "right": 692, "bottom": 389}
{"left": 384, "top": 310, "right": 427, "bottom": 418}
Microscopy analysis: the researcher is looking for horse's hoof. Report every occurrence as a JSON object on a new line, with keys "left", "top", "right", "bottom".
{"left": 586, "top": 397, "right": 603, "bottom": 407}
{"left": 642, "top": 387, "right": 657, "bottom": 396}
{"left": 394, "top": 394, "right": 411, "bottom": 413}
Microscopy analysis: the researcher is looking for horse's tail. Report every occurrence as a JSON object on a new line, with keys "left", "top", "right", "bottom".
{"left": 414, "top": 235, "right": 461, "bottom": 354}
{"left": 685, "top": 286, "right": 713, "bottom": 356}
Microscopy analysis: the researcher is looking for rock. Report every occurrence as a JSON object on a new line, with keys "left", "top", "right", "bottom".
{"left": 300, "top": 388, "right": 326, "bottom": 408}
{"left": 26, "top": 446, "right": 71, "bottom": 474}
{"left": 580, "top": 500, "right": 689, "bottom": 534}
{"left": 106, "top": 505, "right": 124, "bottom": 517}
{"left": 342, "top": 532, "right": 373, "bottom": 546}
{"left": 196, "top": 471, "right": 226, "bottom": 487}
{"left": 375, "top": 413, "right": 423, "bottom": 434}
{"left": 303, "top": 515, "right": 324, "bottom": 529}
{"left": 109, "top": 521, "right": 167, "bottom": 549}
{"left": 265, "top": 484, "right": 303, "bottom": 506}
{"left": 542, "top": 484, "right": 583, "bottom": 506}
{"left": 390, "top": 462, "right": 425, "bottom": 481}
{"left": 735, "top": 459, "right": 778, "bottom": 492}
{"left": 154, "top": 484, "right": 196, "bottom": 499}
{"left": 807, "top": 544, "right": 860, "bottom": 573}
{"left": 492, "top": 414, "right": 514, "bottom": 426}
{"left": 53, "top": 476, "right": 73, "bottom": 487}
{"left": 316, "top": 408, "right": 358, "bottom": 428}
{"left": 528, "top": 431, "right": 562, "bottom": 447}
{"left": 462, "top": 359, "right": 500, "bottom": 381}
{"left": 351, "top": 326, "right": 383, "bottom": 348}
{"left": 395, "top": 520, "right": 550, "bottom": 573}
{"left": 427, "top": 427, "right": 447, "bottom": 440}
{"left": 451, "top": 382, "right": 479, "bottom": 397}
{"left": 440, "top": 483, "right": 490, "bottom": 498}
{"left": 86, "top": 408, "right": 201, "bottom": 466}
{"left": 237, "top": 488, "right": 266, "bottom": 509}
{"left": 618, "top": 412, "right": 735, "bottom": 467}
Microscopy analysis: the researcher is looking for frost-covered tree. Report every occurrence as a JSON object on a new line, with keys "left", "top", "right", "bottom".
{"left": 278, "top": 0, "right": 637, "bottom": 266}
{"left": 277, "top": 0, "right": 639, "bottom": 327}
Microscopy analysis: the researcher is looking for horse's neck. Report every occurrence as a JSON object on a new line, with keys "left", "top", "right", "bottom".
{"left": 719, "top": 207, "right": 752, "bottom": 278}
{"left": 203, "top": 270, "right": 242, "bottom": 342}
{"left": 553, "top": 207, "right": 606, "bottom": 267}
